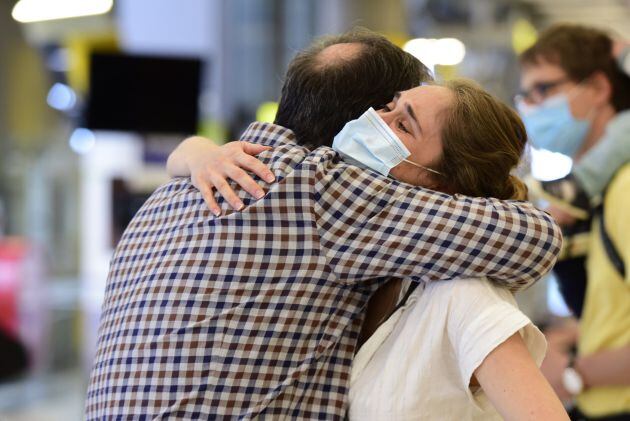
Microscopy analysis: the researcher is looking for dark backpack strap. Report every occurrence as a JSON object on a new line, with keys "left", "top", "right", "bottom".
{"left": 596, "top": 204, "right": 626, "bottom": 279}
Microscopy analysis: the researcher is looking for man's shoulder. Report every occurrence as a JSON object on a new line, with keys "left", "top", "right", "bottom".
{"left": 147, "top": 177, "right": 195, "bottom": 202}
{"left": 238, "top": 122, "right": 318, "bottom": 171}
{"left": 236, "top": 121, "right": 432, "bottom": 201}
{"left": 239, "top": 122, "right": 299, "bottom": 149}
{"left": 126, "top": 178, "right": 203, "bottom": 226}
{"left": 239, "top": 122, "right": 382, "bottom": 175}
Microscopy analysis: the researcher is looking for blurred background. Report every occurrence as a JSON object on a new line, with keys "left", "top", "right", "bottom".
{"left": 0, "top": 0, "right": 628, "bottom": 419}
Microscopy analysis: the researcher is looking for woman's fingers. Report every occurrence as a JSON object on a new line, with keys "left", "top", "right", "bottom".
{"left": 237, "top": 141, "right": 275, "bottom": 182}
{"left": 198, "top": 183, "right": 221, "bottom": 216}
{"left": 236, "top": 153, "right": 275, "bottom": 183}
{"left": 192, "top": 172, "right": 221, "bottom": 215}
{"left": 187, "top": 141, "right": 275, "bottom": 213}
{"left": 225, "top": 166, "right": 265, "bottom": 199}
{"left": 210, "top": 173, "right": 244, "bottom": 211}
{"left": 240, "top": 141, "right": 272, "bottom": 156}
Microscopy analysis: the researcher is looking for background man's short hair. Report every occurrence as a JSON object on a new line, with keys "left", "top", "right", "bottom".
{"left": 520, "top": 23, "right": 630, "bottom": 112}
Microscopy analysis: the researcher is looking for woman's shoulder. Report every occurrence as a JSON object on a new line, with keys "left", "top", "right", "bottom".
{"left": 422, "top": 279, "right": 546, "bottom": 394}
{"left": 423, "top": 277, "right": 517, "bottom": 308}
{"left": 400, "top": 279, "right": 528, "bottom": 360}
{"left": 421, "top": 279, "right": 532, "bottom": 353}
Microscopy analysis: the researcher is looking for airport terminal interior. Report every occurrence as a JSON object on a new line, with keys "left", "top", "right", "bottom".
{"left": 0, "top": 0, "right": 629, "bottom": 420}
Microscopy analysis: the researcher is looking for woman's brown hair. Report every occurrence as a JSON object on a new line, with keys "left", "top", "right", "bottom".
{"left": 434, "top": 79, "right": 528, "bottom": 201}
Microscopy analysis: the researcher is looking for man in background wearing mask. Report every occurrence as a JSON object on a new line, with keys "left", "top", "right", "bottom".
{"left": 517, "top": 24, "right": 630, "bottom": 420}
{"left": 86, "top": 29, "right": 562, "bottom": 420}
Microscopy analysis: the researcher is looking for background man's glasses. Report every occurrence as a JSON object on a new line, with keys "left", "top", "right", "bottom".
{"left": 514, "top": 77, "right": 571, "bottom": 105}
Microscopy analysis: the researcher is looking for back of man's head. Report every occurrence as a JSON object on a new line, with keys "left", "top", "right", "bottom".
{"left": 520, "top": 23, "right": 630, "bottom": 113}
{"left": 274, "top": 28, "right": 432, "bottom": 149}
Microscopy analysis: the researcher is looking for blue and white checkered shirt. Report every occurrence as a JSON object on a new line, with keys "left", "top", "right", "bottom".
{"left": 86, "top": 122, "right": 561, "bottom": 420}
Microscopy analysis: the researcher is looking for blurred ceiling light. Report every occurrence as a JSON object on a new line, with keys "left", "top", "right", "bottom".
{"left": 69, "top": 128, "right": 96, "bottom": 155}
{"left": 434, "top": 38, "right": 466, "bottom": 65}
{"left": 12, "top": 0, "right": 114, "bottom": 23}
{"left": 47, "top": 83, "right": 77, "bottom": 111}
{"left": 403, "top": 37, "right": 466, "bottom": 69}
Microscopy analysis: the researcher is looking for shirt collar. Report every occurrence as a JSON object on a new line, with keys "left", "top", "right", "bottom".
{"left": 240, "top": 122, "right": 298, "bottom": 148}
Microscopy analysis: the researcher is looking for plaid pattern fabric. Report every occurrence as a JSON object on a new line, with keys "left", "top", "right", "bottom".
{"left": 85, "top": 122, "right": 562, "bottom": 420}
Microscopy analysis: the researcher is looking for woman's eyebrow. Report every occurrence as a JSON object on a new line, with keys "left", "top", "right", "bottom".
{"left": 395, "top": 91, "right": 422, "bottom": 135}
{"left": 404, "top": 104, "right": 421, "bottom": 133}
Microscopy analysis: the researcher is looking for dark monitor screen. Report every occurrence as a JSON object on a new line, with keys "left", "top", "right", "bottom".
{"left": 85, "top": 53, "right": 202, "bottom": 134}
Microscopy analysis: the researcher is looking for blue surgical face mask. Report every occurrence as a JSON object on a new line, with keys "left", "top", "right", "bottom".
{"left": 518, "top": 93, "right": 591, "bottom": 158}
{"left": 332, "top": 107, "right": 442, "bottom": 177}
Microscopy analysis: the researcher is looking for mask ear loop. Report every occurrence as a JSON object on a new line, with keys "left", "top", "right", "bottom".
{"left": 402, "top": 158, "right": 443, "bottom": 176}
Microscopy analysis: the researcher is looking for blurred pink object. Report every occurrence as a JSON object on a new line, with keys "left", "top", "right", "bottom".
{"left": 0, "top": 238, "right": 49, "bottom": 371}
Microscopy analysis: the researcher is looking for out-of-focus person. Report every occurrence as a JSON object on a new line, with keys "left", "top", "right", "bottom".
{"left": 517, "top": 23, "right": 630, "bottom": 420}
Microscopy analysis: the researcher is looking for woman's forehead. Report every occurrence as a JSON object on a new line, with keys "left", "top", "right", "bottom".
{"left": 402, "top": 85, "right": 453, "bottom": 111}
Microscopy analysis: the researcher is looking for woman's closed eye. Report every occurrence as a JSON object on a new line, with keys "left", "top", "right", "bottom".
{"left": 382, "top": 99, "right": 398, "bottom": 112}
{"left": 380, "top": 102, "right": 412, "bottom": 135}
{"left": 397, "top": 119, "right": 411, "bottom": 134}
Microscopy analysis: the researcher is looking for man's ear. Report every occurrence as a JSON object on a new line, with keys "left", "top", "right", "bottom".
{"left": 589, "top": 71, "right": 613, "bottom": 107}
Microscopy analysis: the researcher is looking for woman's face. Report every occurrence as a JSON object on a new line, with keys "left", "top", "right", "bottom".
{"left": 378, "top": 85, "right": 453, "bottom": 188}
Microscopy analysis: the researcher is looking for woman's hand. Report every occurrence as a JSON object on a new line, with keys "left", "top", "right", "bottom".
{"left": 166, "top": 136, "right": 275, "bottom": 216}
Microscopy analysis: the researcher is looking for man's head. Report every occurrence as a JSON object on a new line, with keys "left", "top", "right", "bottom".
{"left": 518, "top": 24, "right": 630, "bottom": 158}
{"left": 274, "top": 28, "right": 432, "bottom": 149}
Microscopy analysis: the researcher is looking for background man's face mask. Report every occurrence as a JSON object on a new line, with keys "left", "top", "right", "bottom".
{"left": 332, "top": 107, "right": 443, "bottom": 177}
{"left": 517, "top": 91, "right": 591, "bottom": 158}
